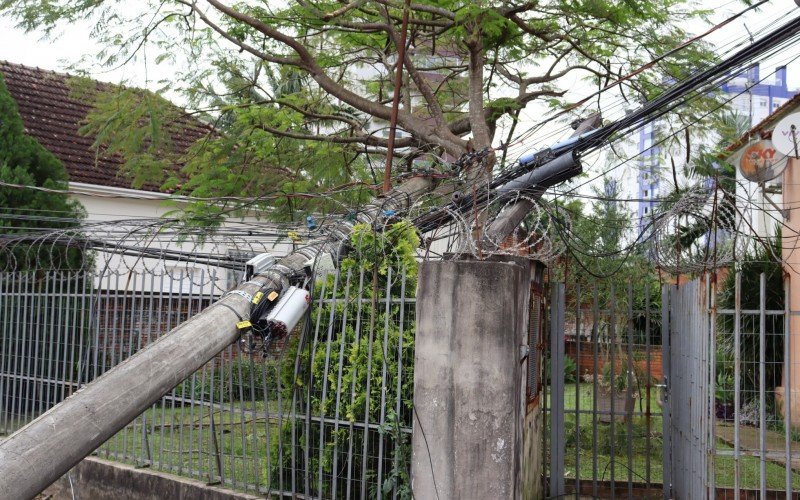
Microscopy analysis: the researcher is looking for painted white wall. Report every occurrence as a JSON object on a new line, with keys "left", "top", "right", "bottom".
{"left": 70, "top": 183, "right": 295, "bottom": 295}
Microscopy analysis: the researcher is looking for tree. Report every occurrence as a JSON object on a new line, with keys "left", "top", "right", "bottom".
{"left": 650, "top": 110, "right": 750, "bottom": 272}
{"left": 275, "top": 221, "right": 418, "bottom": 497}
{"left": 0, "top": 73, "right": 85, "bottom": 270}
{"left": 1, "top": 0, "right": 721, "bottom": 223}
{"left": 553, "top": 178, "right": 661, "bottom": 342}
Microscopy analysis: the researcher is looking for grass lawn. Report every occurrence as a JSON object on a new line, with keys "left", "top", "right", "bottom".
{"left": 99, "top": 400, "right": 284, "bottom": 492}
{"left": 550, "top": 383, "right": 800, "bottom": 490}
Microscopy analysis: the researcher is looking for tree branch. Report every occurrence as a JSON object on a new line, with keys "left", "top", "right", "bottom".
{"left": 383, "top": 5, "right": 446, "bottom": 128}
{"left": 204, "top": 0, "right": 468, "bottom": 156}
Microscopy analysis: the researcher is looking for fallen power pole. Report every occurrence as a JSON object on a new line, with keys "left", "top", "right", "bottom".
{"left": 0, "top": 141, "right": 583, "bottom": 499}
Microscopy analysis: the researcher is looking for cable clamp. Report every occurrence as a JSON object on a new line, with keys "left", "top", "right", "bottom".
{"left": 227, "top": 290, "right": 254, "bottom": 302}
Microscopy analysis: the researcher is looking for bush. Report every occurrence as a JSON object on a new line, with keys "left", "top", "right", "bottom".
{"left": 544, "top": 355, "right": 577, "bottom": 384}
{"left": 717, "top": 236, "right": 783, "bottom": 407}
{"left": 270, "top": 221, "right": 418, "bottom": 498}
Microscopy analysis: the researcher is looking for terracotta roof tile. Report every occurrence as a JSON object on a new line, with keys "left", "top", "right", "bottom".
{"left": 0, "top": 61, "right": 212, "bottom": 192}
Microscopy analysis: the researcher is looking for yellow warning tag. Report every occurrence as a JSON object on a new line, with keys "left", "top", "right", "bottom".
{"left": 252, "top": 291, "right": 264, "bottom": 304}
{"left": 236, "top": 320, "right": 252, "bottom": 329}
{"left": 267, "top": 291, "right": 279, "bottom": 301}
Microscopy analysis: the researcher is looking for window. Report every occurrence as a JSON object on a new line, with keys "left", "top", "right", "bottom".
{"left": 644, "top": 206, "right": 649, "bottom": 214}
{"left": 527, "top": 293, "right": 542, "bottom": 405}
{"left": 644, "top": 189, "right": 648, "bottom": 197}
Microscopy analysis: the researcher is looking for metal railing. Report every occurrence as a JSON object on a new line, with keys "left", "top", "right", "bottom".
{"left": 0, "top": 266, "right": 415, "bottom": 497}
{"left": 713, "top": 272, "right": 799, "bottom": 499}
{"left": 546, "top": 281, "right": 666, "bottom": 498}
{"left": 548, "top": 274, "right": 800, "bottom": 499}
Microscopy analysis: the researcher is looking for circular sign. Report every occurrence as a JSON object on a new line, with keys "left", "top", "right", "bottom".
{"left": 738, "top": 139, "right": 788, "bottom": 182}
{"left": 772, "top": 112, "right": 800, "bottom": 157}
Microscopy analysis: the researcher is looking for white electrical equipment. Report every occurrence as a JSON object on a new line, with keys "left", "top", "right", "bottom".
{"left": 267, "top": 286, "right": 311, "bottom": 338}
{"left": 772, "top": 112, "right": 800, "bottom": 157}
{"left": 245, "top": 253, "right": 276, "bottom": 280}
{"left": 737, "top": 139, "right": 788, "bottom": 182}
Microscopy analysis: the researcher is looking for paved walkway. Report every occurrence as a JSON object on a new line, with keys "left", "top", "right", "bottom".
{"left": 716, "top": 422, "right": 800, "bottom": 471}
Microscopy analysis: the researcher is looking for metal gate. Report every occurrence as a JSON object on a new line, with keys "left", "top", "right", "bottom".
{"left": 547, "top": 275, "right": 799, "bottom": 499}
{"left": 662, "top": 278, "right": 713, "bottom": 499}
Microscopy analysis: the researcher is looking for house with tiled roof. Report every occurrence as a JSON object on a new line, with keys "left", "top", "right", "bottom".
{"left": 0, "top": 60, "right": 209, "bottom": 210}
{"left": 0, "top": 61, "right": 290, "bottom": 291}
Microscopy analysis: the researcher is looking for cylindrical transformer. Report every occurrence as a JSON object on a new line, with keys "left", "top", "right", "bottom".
{"left": 267, "top": 286, "right": 311, "bottom": 338}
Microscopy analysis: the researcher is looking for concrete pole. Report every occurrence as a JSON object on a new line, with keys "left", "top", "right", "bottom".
{"left": 0, "top": 140, "right": 589, "bottom": 497}
{"left": 412, "top": 256, "right": 531, "bottom": 499}
{"left": 483, "top": 114, "right": 601, "bottom": 248}
{"left": 780, "top": 157, "right": 800, "bottom": 427}
{"left": 0, "top": 275, "right": 269, "bottom": 500}
{"left": 0, "top": 176, "right": 435, "bottom": 500}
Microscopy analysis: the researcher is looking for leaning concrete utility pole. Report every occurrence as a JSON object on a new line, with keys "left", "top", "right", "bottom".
{"left": 0, "top": 109, "right": 600, "bottom": 499}
{"left": 0, "top": 138, "right": 590, "bottom": 500}
{"left": 0, "top": 176, "right": 434, "bottom": 500}
{"left": 0, "top": 116, "right": 596, "bottom": 500}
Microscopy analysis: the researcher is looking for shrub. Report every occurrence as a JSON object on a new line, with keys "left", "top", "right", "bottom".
{"left": 544, "top": 355, "right": 577, "bottom": 384}
{"left": 270, "top": 221, "right": 418, "bottom": 498}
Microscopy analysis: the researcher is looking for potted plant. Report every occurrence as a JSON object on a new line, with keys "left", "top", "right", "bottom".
{"left": 596, "top": 354, "right": 639, "bottom": 422}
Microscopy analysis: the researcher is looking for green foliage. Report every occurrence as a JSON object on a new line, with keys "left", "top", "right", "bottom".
{"left": 0, "top": 74, "right": 86, "bottom": 270}
{"left": 716, "top": 371, "right": 735, "bottom": 405}
{"left": 551, "top": 179, "right": 662, "bottom": 340}
{"left": 271, "top": 221, "right": 418, "bottom": 497}
{"left": 654, "top": 110, "right": 748, "bottom": 256}
{"left": 72, "top": 80, "right": 182, "bottom": 191}
{"left": 544, "top": 355, "right": 577, "bottom": 384}
{"left": 171, "top": 102, "right": 374, "bottom": 224}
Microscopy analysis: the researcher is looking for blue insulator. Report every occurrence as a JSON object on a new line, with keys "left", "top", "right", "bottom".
{"left": 306, "top": 215, "right": 317, "bottom": 230}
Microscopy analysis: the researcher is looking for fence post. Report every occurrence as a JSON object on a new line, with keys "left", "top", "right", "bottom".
{"left": 411, "top": 257, "right": 531, "bottom": 499}
{"left": 549, "top": 282, "right": 565, "bottom": 497}
{"left": 661, "top": 284, "right": 672, "bottom": 500}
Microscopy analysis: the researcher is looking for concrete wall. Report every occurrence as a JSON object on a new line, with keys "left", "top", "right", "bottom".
{"left": 412, "top": 257, "right": 531, "bottom": 499}
{"left": 42, "top": 457, "right": 261, "bottom": 500}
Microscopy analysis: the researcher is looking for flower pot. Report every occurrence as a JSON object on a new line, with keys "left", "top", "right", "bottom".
{"left": 597, "top": 386, "right": 635, "bottom": 423}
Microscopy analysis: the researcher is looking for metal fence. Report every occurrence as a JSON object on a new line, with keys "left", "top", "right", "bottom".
{"left": 713, "top": 272, "right": 799, "bottom": 499}
{"left": 0, "top": 266, "right": 415, "bottom": 498}
{"left": 546, "top": 280, "right": 665, "bottom": 498}
{"left": 548, "top": 274, "right": 800, "bottom": 499}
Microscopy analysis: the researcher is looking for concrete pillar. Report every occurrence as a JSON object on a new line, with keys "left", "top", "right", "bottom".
{"left": 411, "top": 257, "right": 530, "bottom": 499}
{"left": 780, "top": 157, "right": 800, "bottom": 427}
